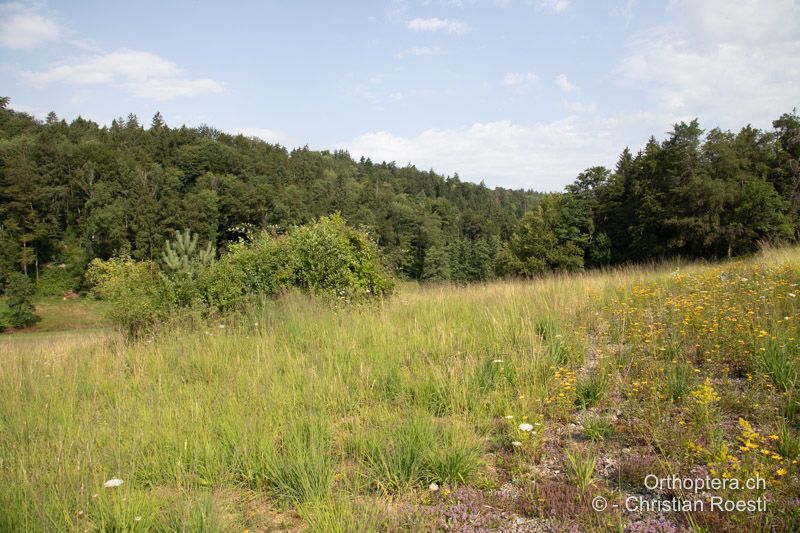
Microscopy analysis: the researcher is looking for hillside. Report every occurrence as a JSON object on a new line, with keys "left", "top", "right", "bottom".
{"left": 2, "top": 248, "right": 799, "bottom": 530}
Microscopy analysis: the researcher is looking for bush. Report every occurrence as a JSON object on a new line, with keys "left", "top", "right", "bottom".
{"left": 3, "top": 272, "right": 39, "bottom": 328}
{"left": 202, "top": 214, "right": 394, "bottom": 310}
{"left": 85, "top": 256, "right": 169, "bottom": 336}
{"left": 88, "top": 215, "right": 395, "bottom": 333}
{"left": 284, "top": 214, "right": 395, "bottom": 299}
{"left": 36, "top": 264, "right": 81, "bottom": 296}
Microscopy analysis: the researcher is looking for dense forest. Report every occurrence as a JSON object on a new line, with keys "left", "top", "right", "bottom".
{"left": 1, "top": 95, "right": 799, "bottom": 294}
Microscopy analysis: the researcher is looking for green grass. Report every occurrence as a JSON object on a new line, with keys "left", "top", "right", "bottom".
{"left": 0, "top": 295, "right": 111, "bottom": 335}
{"left": 3, "top": 248, "right": 800, "bottom": 530}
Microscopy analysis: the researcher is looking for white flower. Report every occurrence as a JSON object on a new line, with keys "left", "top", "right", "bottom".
{"left": 134, "top": 516, "right": 142, "bottom": 522}
{"left": 254, "top": 322, "right": 259, "bottom": 326}
{"left": 103, "top": 478, "right": 123, "bottom": 488}
{"left": 518, "top": 423, "right": 534, "bottom": 432}
{"left": 218, "top": 324, "right": 226, "bottom": 328}
{"left": 504, "top": 415, "right": 513, "bottom": 420}
{"left": 789, "top": 293, "right": 797, "bottom": 298}
{"left": 493, "top": 359, "right": 503, "bottom": 363}
{"left": 511, "top": 441, "right": 522, "bottom": 447}
{"left": 429, "top": 482, "right": 439, "bottom": 492}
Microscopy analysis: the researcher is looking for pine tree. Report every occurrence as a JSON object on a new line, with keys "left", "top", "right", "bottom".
{"left": 161, "top": 229, "right": 215, "bottom": 280}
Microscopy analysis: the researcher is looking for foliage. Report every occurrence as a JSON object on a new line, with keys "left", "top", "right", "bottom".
{"left": 160, "top": 229, "right": 216, "bottom": 306}
{"left": 507, "top": 194, "right": 585, "bottom": 276}
{"left": 565, "top": 448, "right": 597, "bottom": 491}
{"left": 2, "top": 100, "right": 798, "bottom": 287}
{"left": 202, "top": 214, "right": 394, "bottom": 309}
{"left": 2, "top": 272, "right": 39, "bottom": 328}
{"left": 85, "top": 256, "right": 169, "bottom": 335}
{"left": 4, "top": 248, "right": 800, "bottom": 530}
{"left": 35, "top": 264, "right": 80, "bottom": 296}
{"left": 0, "top": 100, "right": 540, "bottom": 287}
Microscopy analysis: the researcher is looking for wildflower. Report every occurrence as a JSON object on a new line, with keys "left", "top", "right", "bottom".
{"left": 512, "top": 441, "right": 522, "bottom": 447}
{"left": 493, "top": 359, "right": 503, "bottom": 363}
{"left": 504, "top": 415, "right": 513, "bottom": 419}
{"left": 776, "top": 468, "right": 787, "bottom": 477}
{"left": 134, "top": 516, "right": 142, "bottom": 522}
{"left": 103, "top": 478, "right": 123, "bottom": 488}
{"left": 519, "top": 423, "right": 534, "bottom": 432}
{"left": 429, "top": 482, "right": 439, "bottom": 492}
{"left": 769, "top": 435, "right": 779, "bottom": 441}
{"left": 789, "top": 293, "right": 797, "bottom": 298}
{"left": 218, "top": 324, "right": 226, "bottom": 329}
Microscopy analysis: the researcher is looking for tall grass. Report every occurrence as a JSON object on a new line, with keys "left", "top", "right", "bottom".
{"left": 2, "top": 247, "right": 800, "bottom": 529}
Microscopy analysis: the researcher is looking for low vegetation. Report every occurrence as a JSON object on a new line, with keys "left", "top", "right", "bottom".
{"left": 85, "top": 214, "right": 394, "bottom": 335}
{"left": 2, "top": 247, "right": 800, "bottom": 531}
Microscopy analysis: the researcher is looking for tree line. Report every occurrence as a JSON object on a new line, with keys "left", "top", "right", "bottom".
{"left": 1, "top": 95, "right": 799, "bottom": 293}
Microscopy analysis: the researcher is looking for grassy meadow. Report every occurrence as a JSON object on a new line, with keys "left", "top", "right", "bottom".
{"left": 2, "top": 249, "right": 800, "bottom": 531}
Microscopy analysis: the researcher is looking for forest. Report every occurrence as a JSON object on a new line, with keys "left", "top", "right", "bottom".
{"left": 1, "top": 95, "right": 799, "bottom": 295}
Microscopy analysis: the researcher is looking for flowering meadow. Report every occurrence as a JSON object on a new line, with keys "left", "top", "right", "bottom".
{"left": 1, "top": 248, "right": 799, "bottom": 531}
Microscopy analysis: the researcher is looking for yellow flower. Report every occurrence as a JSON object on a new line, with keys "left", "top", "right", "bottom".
{"left": 776, "top": 468, "right": 787, "bottom": 477}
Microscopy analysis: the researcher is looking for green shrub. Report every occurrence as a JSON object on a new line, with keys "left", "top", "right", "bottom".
{"left": 35, "top": 264, "right": 80, "bottom": 296}
{"left": 85, "top": 256, "right": 169, "bottom": 336}
{"left": 202, "top": 214, "right": 394, "bottom": 310}
{"left": 282, "top": 213, "right": 394, "bottom": 300}
{"left": 160, "top": 229, "right": 216, "bottom": 307}
{"left": 88, "top": 215, "right": 395, "bottom": 332}
{"left": 3, "top": 272, "right": 39, "bottom": 328}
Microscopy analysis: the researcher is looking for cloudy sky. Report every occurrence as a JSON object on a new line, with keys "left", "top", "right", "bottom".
{"left": 1, "top": 0, "right": 798, "bottom": 190}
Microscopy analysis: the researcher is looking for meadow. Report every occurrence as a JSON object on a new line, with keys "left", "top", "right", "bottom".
{"left": 2, "top": 248, "right": 800, "bottom": 532}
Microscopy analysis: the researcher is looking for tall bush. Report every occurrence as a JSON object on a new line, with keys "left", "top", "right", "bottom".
{"left": 202, "top": 214, "right": 394, "bottom": 309}
{"left": 3, "top": 273, "right": 39, "bottom": 328}
{"left": 85, "top": 256, "right": 169, "bottom": 336}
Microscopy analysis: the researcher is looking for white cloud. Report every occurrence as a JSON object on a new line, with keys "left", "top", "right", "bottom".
{"left": 563, "top": 100, "right": 596, "bottom": 113}
{"left": 618, "top": 0, "right": 800, "bottom": 130}
{"left": 395, "top": 46, "right": 448, "bottom": 59}
{"left": 235, "top": 127, "right": 293, "bottom": 146}
{"left": 555, "top": 74, "right": 577, "bottom": 94}
{"left": 534, "top": 0, "right": 570, "bottom": 14}
{"left": 339, "top": 117, "right": 620, "bottom": 190}
{"left": 407, "top": 17, "right": 470, "bottom": 34}
{"left": 21, "top": 48, "right": 225, "bottom": 100}
{"left": 502, "top": 71, "right": 539, "bottom": 94}
{"left": 8, "top": 103, "right": 46, "bottom": 119}
{"left": 0, "top": 2, "right": 59, "bottom": 50}
{"left": 615, "top": 0, "right": 637, "bottom": 26}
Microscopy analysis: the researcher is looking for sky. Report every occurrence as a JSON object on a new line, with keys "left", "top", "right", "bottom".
{"left": 1, "top": 0, "right": 798, "bottom": 191}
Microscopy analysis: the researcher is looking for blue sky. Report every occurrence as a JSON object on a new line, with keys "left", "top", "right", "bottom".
{"left": 1, "top": 0, "right": 798, "bottom": 190}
